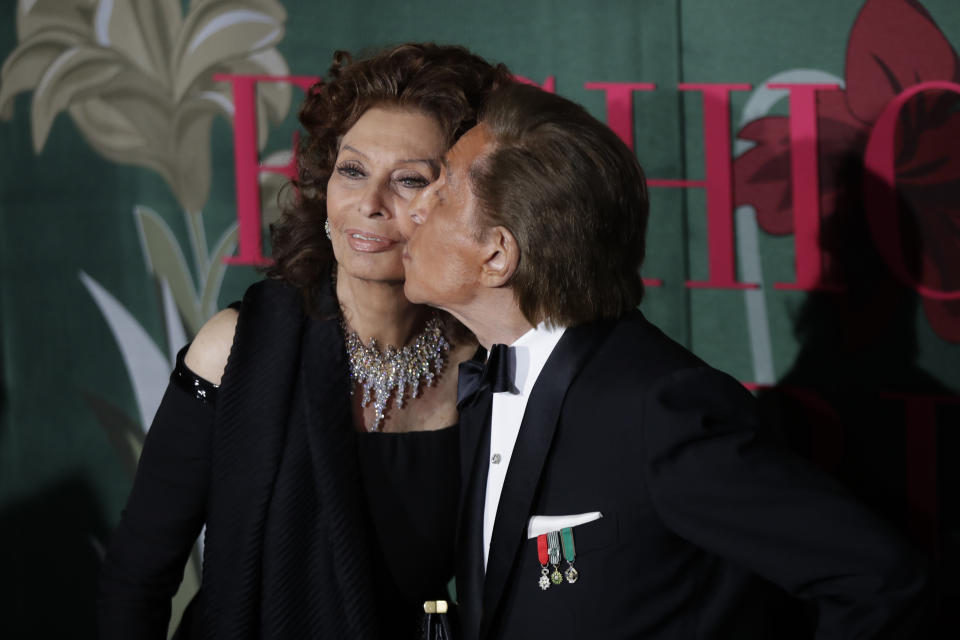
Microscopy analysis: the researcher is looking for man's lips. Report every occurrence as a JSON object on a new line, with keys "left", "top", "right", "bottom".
{"left": 343, "top": 228, "right": 401, "bottom": 253}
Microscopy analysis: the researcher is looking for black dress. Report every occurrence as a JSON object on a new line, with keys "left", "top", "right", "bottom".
{"left": 98, "top": 280, "right": 460, "bottom": 639}
{"left": 357, "top": 428, "right": 460, "bottom": 633}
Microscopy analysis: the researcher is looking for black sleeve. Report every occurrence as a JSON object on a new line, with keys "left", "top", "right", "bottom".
{"left": 641, "top": 366, "right": 931, "bottom": 639}
{"left": 97, "top": 358, "right": 215, "bottom": 640}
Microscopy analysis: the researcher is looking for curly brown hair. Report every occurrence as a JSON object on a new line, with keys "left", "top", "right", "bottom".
{"left": 268, "top": 43, "right": 512, "bottom": 307}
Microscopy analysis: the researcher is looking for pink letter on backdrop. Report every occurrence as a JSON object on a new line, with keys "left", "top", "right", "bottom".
{"left": 863, "top": 80, "right": 960, "bottom": 301}
{"left": 514, "top": 75, "right": 556, "bottom": 93}
{"left": 583, "top": 82, "right": 655, "bottom": 152}
{"left": 214, "top": 74, "right": 321, "bottom": 265}
{"left": 647, "top": 83, "right": 755, "bottom": 289}
{"left": 767, "top": 83, "right": 842, "bottom": 291}
{"left": 583, "top": 82, "right": 662, "bottom": 286}
{"left": 880, "top": 392, "right": 960, "bottom": 553}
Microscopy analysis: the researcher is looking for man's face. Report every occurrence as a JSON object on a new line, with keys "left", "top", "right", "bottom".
{"left": 402, "top": 124, "right": 493, "bottom": 314}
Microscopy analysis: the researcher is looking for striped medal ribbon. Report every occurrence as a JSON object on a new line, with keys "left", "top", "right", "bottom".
{"left": 547, "top": 530, "right": 564, "bottom": 585}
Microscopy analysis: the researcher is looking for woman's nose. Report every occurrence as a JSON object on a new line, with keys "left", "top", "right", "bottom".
{"left": 357, "top": 180, "right": 390, "bottom": 218}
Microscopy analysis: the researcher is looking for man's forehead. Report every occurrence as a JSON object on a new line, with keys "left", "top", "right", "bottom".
{"left": 443, "top": 123, "right": 493, "bottom": 180}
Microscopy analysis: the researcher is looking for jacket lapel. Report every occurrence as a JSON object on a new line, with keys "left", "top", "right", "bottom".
{"left": 479, "top": 319, "right": 615, "bottom": 639}
{"left": 455, "top": 390, "right": 493, "bottom": 640}
{"left": 455, "top": 345, "right": 492, "bottom": 633}
{"left": 458, "top": 349, "right": 490, "bottom": 489}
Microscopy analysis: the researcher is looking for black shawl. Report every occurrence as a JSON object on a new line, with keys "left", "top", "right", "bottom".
{"left": 197, "top": 279, "right": 380, "bottom": 639}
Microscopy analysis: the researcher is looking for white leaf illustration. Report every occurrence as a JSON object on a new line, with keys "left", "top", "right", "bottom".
{"left": 173, "top": 5, "right": 286, "bottom": 101}
{"left": 79, "top": 271, "right": 171, "bottom": 431}
{"left": 161, "top": 276, "right": 189, "bottom": 366}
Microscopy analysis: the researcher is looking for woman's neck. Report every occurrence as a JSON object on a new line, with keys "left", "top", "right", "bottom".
{"left": 336, "top": 268, "right": 432, "bottom": 348}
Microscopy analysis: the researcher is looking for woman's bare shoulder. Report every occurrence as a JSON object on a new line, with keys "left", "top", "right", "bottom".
{"left": 184, "top": 308, "right": 239, "bottom": 385}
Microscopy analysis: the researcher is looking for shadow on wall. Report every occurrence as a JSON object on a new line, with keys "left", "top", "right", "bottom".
{"left": 0, "top": 327, "right": 5, "bottom": 428}
{"left": 757, "top": 156, "right": 959, "bottom": 638}
{"left": 0, "top": 474, "right": 109, "bottom": 639}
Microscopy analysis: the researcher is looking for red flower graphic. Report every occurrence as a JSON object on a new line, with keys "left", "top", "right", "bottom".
{"left": 734, "top": 0, "right": 960, "bottom": 341}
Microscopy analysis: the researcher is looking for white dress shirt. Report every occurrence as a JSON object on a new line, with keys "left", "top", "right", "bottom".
{"left": 482, "top": 322, "right": 567, "bottom": 569}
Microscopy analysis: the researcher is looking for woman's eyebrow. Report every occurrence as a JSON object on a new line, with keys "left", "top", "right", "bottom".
{"left": 340, "top": 144, "right": 438, "bottom": 170}
{"left": 339, "top": 144, "right": 368, "bottom": 159}
{"left": 401, "top": 157, "right": 439, "bottom": 168}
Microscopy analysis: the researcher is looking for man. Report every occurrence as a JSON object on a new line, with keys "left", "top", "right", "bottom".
{"left": 402, "top": 84, "right": 928, "bottom": 639}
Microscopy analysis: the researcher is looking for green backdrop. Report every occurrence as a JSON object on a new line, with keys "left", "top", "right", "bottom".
{"left": 1, "top": 0, "right": 958, "bottom": 636}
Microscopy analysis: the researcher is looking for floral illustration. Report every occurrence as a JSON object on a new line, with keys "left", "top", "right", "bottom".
{"left": 1, "top": 0, "right": 290, "bottom": 213}
{"left": 1, "top": 0, "right": 292, "bottom": 428}
{"left": 0, "top": 1, "right": 293, "bottom": 634}
{"left": 734, "top": 0, "right": 960, "bottom": 342}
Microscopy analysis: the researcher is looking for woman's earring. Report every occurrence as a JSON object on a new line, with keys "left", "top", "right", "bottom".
{"left": 324, "top": 220, "right": 331, "bottom": 239}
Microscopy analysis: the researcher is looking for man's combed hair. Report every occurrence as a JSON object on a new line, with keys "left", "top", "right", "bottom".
{"left": 472, "top": 84, "right": 649, "bottom": 326}
{"left": 268, "top": 43, "right": 512, "bottom": 308}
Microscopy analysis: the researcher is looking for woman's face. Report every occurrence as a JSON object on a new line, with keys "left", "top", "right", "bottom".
{"left": 326, "top": 106, "right": 445, "bottom": 286}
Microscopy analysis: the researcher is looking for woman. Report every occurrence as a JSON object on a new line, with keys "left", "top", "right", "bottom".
{"left": 98, "top": 43, "right": 512, "bottom": 639}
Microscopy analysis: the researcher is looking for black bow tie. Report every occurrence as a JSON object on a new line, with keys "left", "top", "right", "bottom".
{"left": 457, "top": 343, "right": 515, "bottom": 409}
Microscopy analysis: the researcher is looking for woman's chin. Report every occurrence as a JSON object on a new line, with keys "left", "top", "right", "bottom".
{"left": 338, "top": 268, "right": 406, "bottom": 289}
{"left": 336, "top": 256, "right": 405, "bottom": 284}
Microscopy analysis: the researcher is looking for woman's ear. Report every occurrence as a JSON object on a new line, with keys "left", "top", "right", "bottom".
{"left": 478, "top": 225, "right": 519, "bottom": 288}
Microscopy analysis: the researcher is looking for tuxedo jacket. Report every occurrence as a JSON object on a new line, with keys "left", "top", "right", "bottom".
{"left": 455, "top": 310, "right": 928, "bottom": 640}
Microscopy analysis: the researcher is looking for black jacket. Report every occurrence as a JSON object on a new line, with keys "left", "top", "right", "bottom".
{"left": 456, "top": 310, "right": 930, "bottom": 639}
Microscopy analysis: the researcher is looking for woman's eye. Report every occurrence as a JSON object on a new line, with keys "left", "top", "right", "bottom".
{"left": 336, "top": 162, "right": 365, "bottom": 179}
{"left": 396, "top": 174, "right": 430, "bottom": 189}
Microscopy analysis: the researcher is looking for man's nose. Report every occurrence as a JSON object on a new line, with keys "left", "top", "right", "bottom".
{"left": 406, "top": 185, "right": 434, "bottom": 226}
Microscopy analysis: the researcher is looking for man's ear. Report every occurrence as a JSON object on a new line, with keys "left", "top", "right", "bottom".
{"left": 479, "top": 225, "right": 519, "bottom": 288}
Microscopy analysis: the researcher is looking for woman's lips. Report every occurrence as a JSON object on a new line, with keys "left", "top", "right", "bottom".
{"left": 343, "top": 229, "right": 400, "bottom": 253}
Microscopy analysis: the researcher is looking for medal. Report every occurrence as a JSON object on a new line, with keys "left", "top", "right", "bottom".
{"left": 547, "top": 530, "right": 564, "bottom": 585}
{"left": 536, "top": 534, "right": 551, "bottom": 590}
{"left": 560, "top": 527, "right": 579, "bottom": 583}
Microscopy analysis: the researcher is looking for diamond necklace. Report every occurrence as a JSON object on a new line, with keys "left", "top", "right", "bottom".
{"left": 342, "top": 314, "right": 451, "bottom": 431}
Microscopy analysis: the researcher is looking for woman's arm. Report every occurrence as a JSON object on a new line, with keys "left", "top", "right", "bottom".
{"left": 97, "top": 310, "right": 238, "bottom": 639}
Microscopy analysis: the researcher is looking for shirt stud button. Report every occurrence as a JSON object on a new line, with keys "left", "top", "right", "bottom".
{"left": 491, "top": 453, "right": 502, "bottom": 464}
